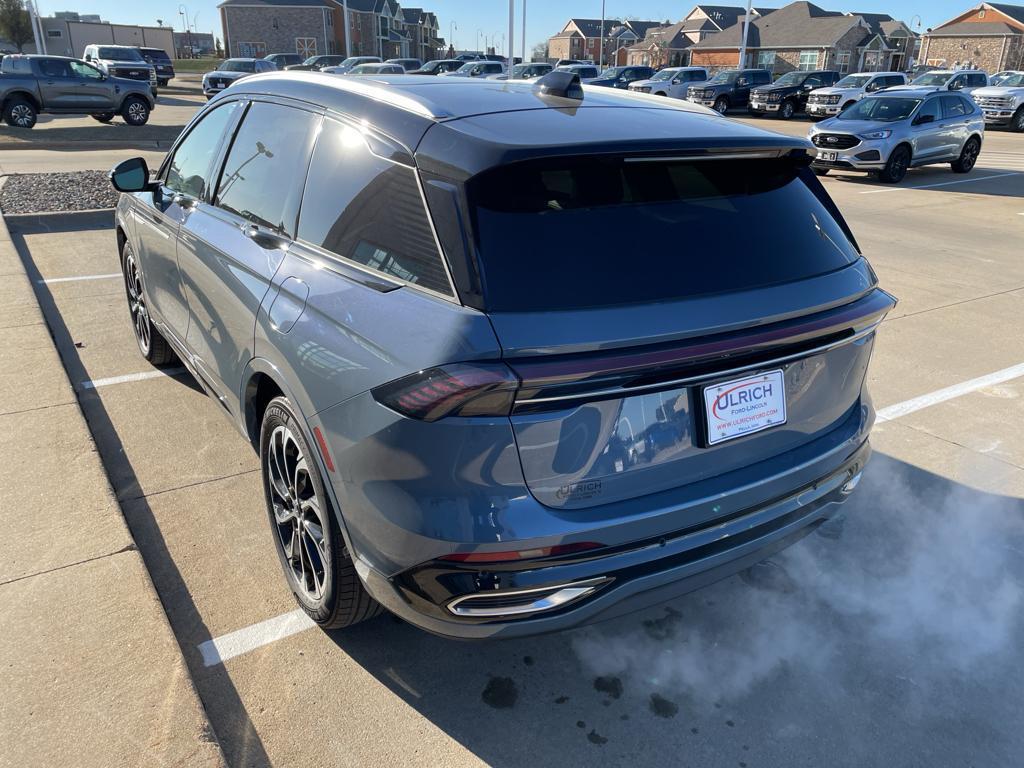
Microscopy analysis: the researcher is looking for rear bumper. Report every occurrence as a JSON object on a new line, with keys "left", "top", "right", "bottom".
{"left": 360, "top": 438, "right": 870, "bottom": 639}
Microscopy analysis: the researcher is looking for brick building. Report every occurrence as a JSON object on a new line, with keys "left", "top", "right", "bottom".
{"left": 690, "top": 1, "right": 915, "bottom": 74}
{"left": 920, "top": 3, "right": 1024, "bottom": 72}
{"left": 547, "top": 18, "right": 664, "bottom": 65}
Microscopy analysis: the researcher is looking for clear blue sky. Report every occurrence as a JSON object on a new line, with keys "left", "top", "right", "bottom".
{"left": 35, "top": 0, "right": 982, "bottom": 54}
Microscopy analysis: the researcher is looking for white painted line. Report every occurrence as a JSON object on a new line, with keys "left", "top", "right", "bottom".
{"left": 80, "top": 367, "right": 188, "bottom": 390}
{"left": 38, "top": 273, "right": 121, "bottom": 285}
{"left": 198, "top": 609, "right": 314, "bottom": 667}
{"left": 860, "top": 171, "right": 1023, "bottom": 194}
{"left": 195, "top": 362, "right": 1024, "bottom": 666}
{"left": 876, "top": 362, "right": 1024, "bottom": 423}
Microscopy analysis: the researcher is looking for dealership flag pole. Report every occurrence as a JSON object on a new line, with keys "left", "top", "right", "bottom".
{"left": 521, "top": 0, "right": 526, "bottom": 63}
{"left": 508, "top": 0, "right": 514, "bottom": 67}
{"left": 343, "top": 0, "right": 351, "bottom": 57}
{"left": 738, "top": 0, "right": 753, "bottom": 68}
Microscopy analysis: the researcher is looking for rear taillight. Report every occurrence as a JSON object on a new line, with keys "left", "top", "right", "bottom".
{"left": 371, "top": 362, "right": 519, "bottom": 422}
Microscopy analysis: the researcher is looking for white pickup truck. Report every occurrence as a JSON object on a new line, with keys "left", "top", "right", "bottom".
{"left": 806, "top": 72, "right": 907, "bottom": 118}
{"left": 971, "top": 71, "right": 1024, "bottom": 131}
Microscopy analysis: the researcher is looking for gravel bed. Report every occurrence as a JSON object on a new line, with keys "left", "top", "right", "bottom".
{"left": 0, "top": 171, "right": 120, "bottom": 214}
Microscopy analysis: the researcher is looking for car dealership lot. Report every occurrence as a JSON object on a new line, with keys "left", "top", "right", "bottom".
{"left": 6, "top": 115, "right": 1024, "bottom": 767}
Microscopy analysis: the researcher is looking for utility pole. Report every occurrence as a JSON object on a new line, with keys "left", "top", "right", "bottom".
{"left": 508, "top": 0, "right": 514, "bottom": 65}
{"left": 343, "top": 0, "right": 351, "bottom": 56}
{"left": 28, "top": 0, "right": 44, "bottom": 55}
{"left": 599, "top": 0, "right": 606, "bottom": 69}
{"left": 738, "top": 0, "right": 753, "bottom": 68}
{"left": 521, "top": 0, "right": 526, "bottom": 63}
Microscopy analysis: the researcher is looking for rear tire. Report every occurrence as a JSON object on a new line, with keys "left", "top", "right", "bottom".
{"left": 121, "top": 96, "right": 150, "bottom": 126}
{"left": 120, "top": 240, "right": 176, "bottom": 365}
{"left": 157, "top": 78, "right": 169, "bottom": 87}
{"left": 714, "top": 97, "right": 729, "bottom": 114}
{"left": 878, "top": 145, "right": 910, "bottom": 184}
{"left": 4, "top": 97, "right": 37, "bottom": 128}
{"left": 261, "top": 396, "right": 382, "bottom": 630}
{"left": 951, "top": 136, "right": 980, "bottom": 173}
{"left": 91, "top": 112, "right": 115, "bottom": 123}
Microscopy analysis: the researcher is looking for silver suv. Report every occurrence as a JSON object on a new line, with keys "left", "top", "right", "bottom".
{"left": 809, "top": 89, "right": 984, "bottom": 183}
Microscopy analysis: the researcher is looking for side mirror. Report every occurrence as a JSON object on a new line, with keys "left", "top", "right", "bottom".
{"left": 912, "top": 113, "right": 935, "bottom": 126}
{"left": 802, "top": 83, "right": 813, "bottom": 91}
{"left": 949, "top": 81, "right": 962, "bottom": 90}
{"left": 109, "top": 157, "right": 156, "bottom": 193}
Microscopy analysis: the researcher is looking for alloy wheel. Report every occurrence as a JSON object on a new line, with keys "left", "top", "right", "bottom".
{"left": 127, "top": 101, "right": 148, "bottom": 124}
{"left": 267, "top": 425, "right": 329, "bottom": 601}
{"left": 960, "top": 139, "right": 979, "bottom": 170}
{"left": 714, "top": 98, "right": 728, "bottom": 114}
{"left": 781, "top": 101, "right": 794, "bottom": 119}
{"left": 11, "top": 104, "right": 33, "bottom": 127}
{"left": 124, "top": 249, "right": 151, "bottom": 354}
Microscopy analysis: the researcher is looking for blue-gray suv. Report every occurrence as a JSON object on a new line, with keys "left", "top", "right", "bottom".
{"left": 108, "top": 71, "right": 894, "bottom": 638}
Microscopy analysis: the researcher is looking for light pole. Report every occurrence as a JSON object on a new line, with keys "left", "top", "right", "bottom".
{"left": 738, "top": 0, "right": 753, "bottom": 68}
{"left": 492, "top": 30, "right": 500, "bottom": 56}
{"left": 599, "top": 0, "right": 605, "bottom": 69}
{"left": 507, "top": 0, "right": 513, "bottom": 64}
{"left": 343, "top": 0, "right": 351, "bottom": 57}
{"left": 521, "top": 0, "right": 526, "bottom": 63}
{"left": 178, "top": 4, "right": 193, "bottom": 58}
{"left": 449, "top": 20, "right": 457, "bottom": 52}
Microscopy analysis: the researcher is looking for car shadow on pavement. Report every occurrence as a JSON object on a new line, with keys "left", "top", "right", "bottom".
{"left": 10, "top": 216, "right": 274, "bottom": 768}
{"left": 326, "top": 454, "right": 1024, "bottom": 768}
{"left": 824, "top": 164, "right": 1024, "bottom": 198}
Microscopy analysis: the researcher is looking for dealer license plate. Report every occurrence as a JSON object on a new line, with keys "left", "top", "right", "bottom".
{"left": 703, "top": 370, "right": 787, "bottom": 445}
{"left": 817, "top": 150, "right": 837, "bottom": 162}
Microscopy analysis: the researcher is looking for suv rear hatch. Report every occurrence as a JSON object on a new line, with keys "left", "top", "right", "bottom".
{"left": 463, "top": 150, "right": 893, "bottom": 509}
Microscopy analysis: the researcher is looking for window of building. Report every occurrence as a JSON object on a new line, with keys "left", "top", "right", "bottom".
{"left": 236, "top": 41, "right": 267, "bottom": 57}
{"left": 798, "top": 50, "right": 818, "bottom": 70}
{"left": 215, "top": 102, "right": 320, "bottom": 237}
{"left": 297, "top": 118, "right": 453, "bottom": 296}
{"left": 46, "top": 29, "right": 62, "bottom": 38}
{"left": 756, "top": 50, "right": 776, "bottom": 69}
{"left": 837, "top": 51, "right": 850, "bottom": 73}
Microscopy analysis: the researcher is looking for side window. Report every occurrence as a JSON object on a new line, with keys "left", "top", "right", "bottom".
{"left": 949, "top": 75, "right": 965, "bottom": 90}
{"left": 755, "top": 71, "right": 771, "bottom": 85}
{"left": 297, "top": 118, "right": 452, "bottom": 296}
{"left": 940, "top": 94, "right": 967, "bottom": 118}
{"left": 38, "top": 58, "right": 71, "bottom": 78}
{"left": 69, "top": 60, "right": 102, "bottom": 79}
{"left": 214, "top": 102, "right": 319, "bottom": 236}
{"left": 165, "top": 101, "right": 241, "bottom": 199}
{"left": 970, "top": 73, "right": 987, "bottom": 87}
{"left": 916, "top": 98, "right": 940, "bottom": 123}
{"left": 804, "top": 74, "right": 825, "bottom": 88}
{"left": 959, "top": 95, "right": 976, "bottom": 113}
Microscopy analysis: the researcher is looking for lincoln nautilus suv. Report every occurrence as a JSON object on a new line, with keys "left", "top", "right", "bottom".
{"left": 108, "top": 71, "right": 894, "bottom": 639}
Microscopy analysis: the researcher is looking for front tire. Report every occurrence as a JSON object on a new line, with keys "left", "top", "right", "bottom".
{"left": 121, "top": 96, "right": 150, "bottom": 126}
{"left": 157, "top": 78, "right": 169, "bottom": 87}
{"left": 878, "top": 145, "right": 910, "bottom": 184}
{"left": 1012, "top": 107, "right": 1024, "bottom": 133}
{"left": 4, "top": 97, "right": 37, "bottom": 128}
{"left": 261, "top": 397, "right": 382, "bottom": 629}
{"left": 779, "top": 100, "right": 795, "bottom": 119}
{"left": 121, "top": 241, "right": 175, "bottom": 365}
{"left": 951, "top": 136, "right": 980, "bottom": 173}
{"left": 713, "top": 97, "right": 729, "bottom": 114}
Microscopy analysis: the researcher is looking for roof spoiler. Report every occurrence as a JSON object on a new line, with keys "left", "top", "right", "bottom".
{"left": 534, "top": 71, "right": 583, "bottom": 101}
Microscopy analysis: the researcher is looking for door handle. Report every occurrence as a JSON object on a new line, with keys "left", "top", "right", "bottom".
{"left": 242, "top": 224, "right": 289, "bottom": 250}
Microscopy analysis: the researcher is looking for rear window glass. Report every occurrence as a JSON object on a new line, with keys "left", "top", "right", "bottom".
{"left": 297, "top": 118, "right": 452, "bottom": 296}
{"left": 467, "top": 156, "right": 859, "bottom": 312}
{"left": 2, "top": 56, "right": 32, "bottom": 74}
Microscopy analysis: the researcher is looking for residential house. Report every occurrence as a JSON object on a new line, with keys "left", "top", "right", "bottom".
{"left": 547, "top": 18, "right": 664, "bottom": 65}
{"left": 400, "top": 8, "right": 443, "bottom": 63}
{"left": 626, "top": 22, "right": 693, "bottom": 67}
{"left": 689, "top": 1, "right": 915, "bottom": 74}
{"left": 920, "top": 3, "right": 1024, "bottom": 72}
{"left": 680, "top": 5, "right": 774, "bottom": 45}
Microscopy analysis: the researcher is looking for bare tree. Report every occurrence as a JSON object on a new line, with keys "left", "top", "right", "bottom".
{"left": 0, "top": 0, "right": 33, "bottom": 53}
{"left": 531, "top": 41, "right": 548, "bottom": 62}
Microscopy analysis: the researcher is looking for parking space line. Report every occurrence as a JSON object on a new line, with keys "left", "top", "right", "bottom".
{"left": 194, "top": 361, "right": 1024, "bottom": 666}
{"left": 198, "top": 609, "right": 314, "bottom": 667}
{"left": 38, "top": 273, "right": 122, "bottom": 284}
{"left": 860, "top": 172, "right": 1023, "bottom": 194}
{"left": 80, "top": 367, "right": 188, "bottom": 390}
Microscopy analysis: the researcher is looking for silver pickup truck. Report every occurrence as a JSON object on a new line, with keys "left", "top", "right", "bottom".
{"left": 0, "top": 54, "right": 155, "bottom": 128}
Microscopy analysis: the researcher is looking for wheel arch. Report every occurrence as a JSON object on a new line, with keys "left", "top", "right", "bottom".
{"left": 2, "top": 90, "right": 41, "bottom": 112}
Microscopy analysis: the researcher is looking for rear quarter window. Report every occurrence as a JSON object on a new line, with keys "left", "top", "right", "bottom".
{"left": 296, "top": 118, "right": 452, "bottom": 296}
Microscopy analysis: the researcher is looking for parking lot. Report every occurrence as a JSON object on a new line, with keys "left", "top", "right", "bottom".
{"left": 5, "top": 92, "right": 1024, "bottom": 767}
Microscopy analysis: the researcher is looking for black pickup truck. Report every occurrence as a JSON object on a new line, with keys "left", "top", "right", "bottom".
{"left": 0, "top": 54, "right": 154, "bottom": 128}
{"left": 686, "top": 69, "right": 772, "bottom": 113}
{"left": 749, "top": 70, "right": 841, "bottom": 119}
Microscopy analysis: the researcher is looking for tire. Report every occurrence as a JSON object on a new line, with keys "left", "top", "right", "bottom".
{"left": 157, "top": 78, "right": 169, "bottom": 87}
{"left": 951, "top": 136, "right": 981, "bottom": 173}
{"left": 1012, "top": 107, "right": 1024, "bottom": 133}
{"left": 812, "top": 167, "right": 829, "bottom": 176}
{"left": 91, "top": 112, "right": 115, "bottom": 123}
{"left": 779, "top": 100, "right": 795, "bottom": 119}
{"left": 261, "top": 396, "right": 382, "bottom": 629}
{"left": 120, "top": 240, "right": 176, "bottom": 365}
{"left": 121, "top": 96, "right": 150, "bottom": 126}
{"left": 713, "top": 97, "right": 729, "bottom": 114}
{"left": 878, "top": 145, "right": 911, "bottom": 184}
{"left": 4, "top": 97, "right": 37, "bottom": 128}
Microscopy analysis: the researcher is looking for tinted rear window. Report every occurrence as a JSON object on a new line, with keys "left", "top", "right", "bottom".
{"left": 467, "top": 156, "right": 859, "bottom": 312}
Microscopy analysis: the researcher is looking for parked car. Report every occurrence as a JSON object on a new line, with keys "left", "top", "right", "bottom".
{"left": 888, "top": 69, "right": 989, "bottom": 96}
{"left": 554, "top": 58, "right": 590, "bottom": 68}
{"left": 137, "top": 47, "right": 174, "bottom": 87}
{"left": 386, "top": 58, "right": 423, "bottom": 72}
{"left": 319, "top": 56, "right": 382, "bottom": 75}
{"left": 989, "top": 70, "right": 1017, "bottom": 85}
{"left": 687, "top": 68, "right": 771, "bottom": 113}
{"left": 336, "top": 63, "right": 405, "bottom": 76}
{"left": 202, "top": 58, "right": 275, "bottom": 99}
{"left": 83, "top": 44, "right": 157, "bottom": 96}
{"left": 440, "top": 60, "right": 505, "bottom": 77}
{"left": 408, "top": 59, "right": 464, "bottom": 75}
{"left": 627, "top": 66, "right": 710, "bottom": 98}
{"left": 285, "top": 55, "right": 348, "bottom": 72}
{"left": 0, "top": 54, "right": 154, "bottom": 127}
{"left": 107, "top": 69, "right": 892, "bottom": 638}
{"left": 588, "top": 65, "right": 655, "bottom": 89}
{"left": 809, "top": 88, "right": 984, "bottom": 183}
{"left": 455, "top": 53, "right": 484, "bottom": 61}
{"left": 555, "top": 64, "right": 601, "bottom": 82}
{"left": 749, "top": 70, "right": 841, "bottom": 119}
{"left": 488, "top": 62, "right": 553, "bottom": 80}
{"left": 972, "top": 72, "right": 1024, "bottom": 131}
{"left": 806, "top": 71, "right": 907, "bottom": 119}
{"left": 265, "top": 53, "right": 303, "bottom": 69}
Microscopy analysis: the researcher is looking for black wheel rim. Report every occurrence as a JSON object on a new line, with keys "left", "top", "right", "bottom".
{"left": 716, "top": 100, "right": 727, "bottom": 113}
{"left": 268, "top": 425, "right": 328, "bottom": 601}
{"left": 962, "top": 140, "right": 979, "bottom": 169}
{"left": 124, "top": 248, "right": 151, "bottom": 354}
{"left": 11, "top": 104, "right": 33, "bottom": 126}
{"left": 892, "top": 150, "right": 908, "bottom": 178}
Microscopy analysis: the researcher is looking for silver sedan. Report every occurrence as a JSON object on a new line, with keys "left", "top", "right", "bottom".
{"left": 808, "top": 88, "right": 984, "bottom": 183}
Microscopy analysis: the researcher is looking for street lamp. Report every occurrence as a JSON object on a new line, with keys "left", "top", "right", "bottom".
{"left": 449, "top": 20, "right": 457, "bottom": 51}
{"left": 477, "top": 29, "right": 482, "bottom": 55}
{"left": 178, "top": 4, "right": 193, "bottom": 58}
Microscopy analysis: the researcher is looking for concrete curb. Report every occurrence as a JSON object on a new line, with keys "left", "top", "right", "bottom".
{"left": 0, "top": 139, "right": 174, "bottom": 151}
{"left": 0, "top": 210, "right": 227, "bottom": 767}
